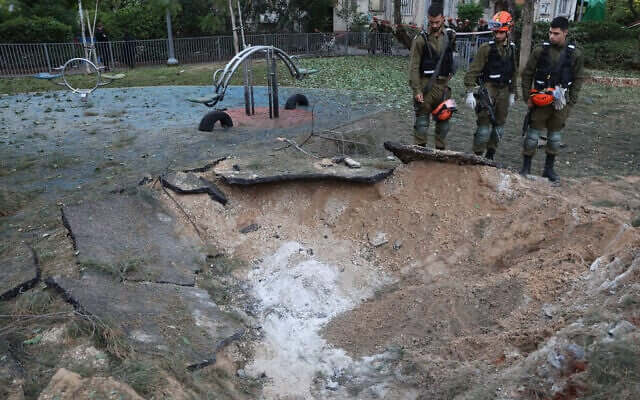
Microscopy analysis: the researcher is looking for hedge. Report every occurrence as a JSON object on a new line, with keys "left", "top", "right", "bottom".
{"left": 0, "top": 16, "right": 72, "bottom": 43}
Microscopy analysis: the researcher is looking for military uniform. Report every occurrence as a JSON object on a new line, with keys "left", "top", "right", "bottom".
{"left": 408, "top": 26, "right": 456, "bottom": 149}
{"left": 521, "top": 42, "right": 585, "bottom": 157}
{"left": 464, "top": 39, "right": 517, "bottom": 155}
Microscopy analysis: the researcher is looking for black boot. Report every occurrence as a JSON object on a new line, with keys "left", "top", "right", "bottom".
{"left": 485, "top": 148, "right": 496, "bottom": 160}
{"left": 542, "top": 153, "right": 559, "bottom": 182}
{"left": 520, "top": 155, "right": 532, "bottom": 176}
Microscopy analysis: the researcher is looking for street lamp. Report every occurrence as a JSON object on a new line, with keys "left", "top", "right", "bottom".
{"left": 166, "top": 8, "right": 179, "bottom": 65}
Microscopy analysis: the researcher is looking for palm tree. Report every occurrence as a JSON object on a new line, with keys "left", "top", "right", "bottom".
{"left": 151, "top": 0, "right": 181, "bottom": 65}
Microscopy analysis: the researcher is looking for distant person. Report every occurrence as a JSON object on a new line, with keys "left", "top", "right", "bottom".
{"left": 95, "top": 22, "right": 110, "bottom": 71}
{"left": 520, "top": 16, "right": 586, "bottom": 181}
{"left": 447, "top": 17, "right": 457, "bottom": 30}
{"left": 477, "top": 18, "right": 489, "bottom": 31}
{"left": 408, "top": 4, "right": 457, "bottom": 149}
{"left": 368, "top": 22, "right": 378, "bottom": 55}
{"left": 464, "top": 12, "right": 517, "bottom": 160}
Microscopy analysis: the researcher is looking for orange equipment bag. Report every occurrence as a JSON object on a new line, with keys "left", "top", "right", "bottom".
{"left": 431, "top": 98, "right": 457, "bottom": 121}
{"left": 529, "top": 88, "right": 554, "bottom": 107}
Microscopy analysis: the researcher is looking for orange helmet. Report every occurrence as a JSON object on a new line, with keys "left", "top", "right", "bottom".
{"left": 529, "top": 88, "right": 554, "bottom": 107}
{"left": 432, "top": 98, "right": 457, "bottom": 121}
{"left": 489, "top": 11, "right": 513, "bottom": 32}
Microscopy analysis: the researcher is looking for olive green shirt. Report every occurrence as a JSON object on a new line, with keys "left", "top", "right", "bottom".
{"left": 464, "top": 40, "right": 518, "bottom": 94}
{"left": 408, "top": 26, "right": 457, "bottom": 97}
{"left": 521, "top": 42, "right": 586, "bottom": 105}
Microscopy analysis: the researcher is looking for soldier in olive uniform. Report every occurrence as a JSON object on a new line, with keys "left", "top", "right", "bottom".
{"left": 464, "top": 11, "right": 517, "bottom": 160}
{"left": 520, "top": 16, "right": 586, "bottom": 181}
{"left": 408, "top": 4, "right": 456, "bottom": 149}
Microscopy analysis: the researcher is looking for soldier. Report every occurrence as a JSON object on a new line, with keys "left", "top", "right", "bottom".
{"left": 408, "top": 4, "right": 457, "bottom": 150}
{"left": 464, "top": 11, "right": 517, "bottom": 160}
{"left": 520, "top": 16, "right": 585, "bottom": 181}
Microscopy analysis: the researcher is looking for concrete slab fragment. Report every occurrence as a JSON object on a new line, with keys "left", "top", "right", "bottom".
{"left": 47, "top": 273, "right": 244, "bottom": 369}
{"left": 214, "top": 156, "right": 395, "bottom": 185}
{"left": 384, "top": 141, "right": 501, "bottom": 168}
{"left": 62, "top": 189, "right": 203, "bottom": 286}
{"left": 161, "top": 172, "right": 227, "bottom": 205}
{"left": 0, "top": 244, "right": 39, "bottom": 301}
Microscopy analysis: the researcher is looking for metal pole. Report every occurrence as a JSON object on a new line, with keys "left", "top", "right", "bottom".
{"left": 271, "top": 49, "right": 279, "bottom": 119}
{"left": 578, "top": 0, "right": 585, "bottom": 21}
{"left": 166, "top": 8, "right": 179, "bottom": 65}
{"left": 237, "top": 0, "right": 246, "bottom": 49}
{"left": 267, "top": 49, "right": 273, "bottom": 119}
{"left": 43, "top": 44, "right": 52, "bottom": 73}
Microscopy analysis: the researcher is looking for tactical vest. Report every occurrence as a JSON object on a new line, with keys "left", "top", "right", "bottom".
{"left": 482, "top": 41, "right": 515, "bottom": 85}
{"left": 534, "top": 42, "right": 575, "bottom": 90}
{"left": 420, "top": 30, "right": 454, "bottom": 78}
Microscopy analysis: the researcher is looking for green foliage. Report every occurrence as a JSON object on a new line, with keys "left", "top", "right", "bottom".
{"left": 606, "top": 0, "right": 640, "bottom": 25}
{"left": 0, "top": 16, "right": 72, "bottom": 43}
{"left": 457, "top": 3, "right": 484, "bottom": 28}
{"left": 582, "top": 39, "right": 640, "bottom": 70}
{"left": 335, "top": 0, "right": 366, "bottom": 31}
{"left": 99, "top": 4, "right": 165, "bottom": 40}
{"left": 571, "top": 21, "right": 636, "bottom": 42}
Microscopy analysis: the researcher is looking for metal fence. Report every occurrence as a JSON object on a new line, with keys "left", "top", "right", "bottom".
{"left": 0, "top": 31, "right": 491, "bottom": 78}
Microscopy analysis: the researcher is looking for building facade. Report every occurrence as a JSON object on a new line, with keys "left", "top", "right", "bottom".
{"left": 333, "top": 0, "right": 580, "bottom": 32}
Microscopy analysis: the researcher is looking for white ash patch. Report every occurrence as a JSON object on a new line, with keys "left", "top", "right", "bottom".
{"left": 245, "top": 241, "right": 396, "bottom": 398}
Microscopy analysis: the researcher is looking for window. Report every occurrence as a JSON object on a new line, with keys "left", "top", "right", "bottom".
{"left": 370, "top": 0, "right": 384, "bottom": 12}
{"left": 401, "top": 0, "right": 413, "bottom": 16}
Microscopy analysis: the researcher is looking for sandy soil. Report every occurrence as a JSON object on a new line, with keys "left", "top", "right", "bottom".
{"left": 155, "top": 159, "right": 640, "bottom": 399}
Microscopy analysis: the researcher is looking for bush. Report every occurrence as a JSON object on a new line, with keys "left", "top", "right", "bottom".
{"left": 99, "top": 4, "right": 165, "bottom": 41}
{"left": 457, "top": 3, "right": 484, "bottom": 28}
{"left": 571, "top": 21, "right": 636, "bottom": 43}
{"left": 582, "top": 39, "right": 640, "bottom": 70}
{"left": 0, "top": 16, "right": 72, "bottom": 43}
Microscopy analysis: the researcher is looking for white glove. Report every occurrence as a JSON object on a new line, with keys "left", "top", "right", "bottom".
{"left": 553, "top": 85, "right": 567, "bottom": 110}
{"left": 465, "top": 92, "right": 476, "bottom": 110}
{"left": 509, "top": 94, "right": 515, "bottom": 107}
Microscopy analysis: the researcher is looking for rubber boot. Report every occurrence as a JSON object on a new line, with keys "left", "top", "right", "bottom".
{"left": 520, "top": 155, "right": 532, "bottom": 176}
{"left": 542, "top": 153, "right": 559, "bottom": 182}
{"left": 485, "top": 148, "right": 496, "bottom": 160}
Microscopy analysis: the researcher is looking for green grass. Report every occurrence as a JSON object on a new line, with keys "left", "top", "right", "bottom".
{"left": 2, "top": 56, "right": 639, "bottom": 110}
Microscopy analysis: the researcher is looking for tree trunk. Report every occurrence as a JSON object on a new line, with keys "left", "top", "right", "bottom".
{"left": 519, "top": 0, "right": 535, "bottom": 75}
{"left": 228, "top": 0, "right": 239, "bottom": 54}
{"left": 394, "top": 0, "right": 402, "bottom": 25}
{"left": 629, "top": 0, "right": 639, "bottom": 19}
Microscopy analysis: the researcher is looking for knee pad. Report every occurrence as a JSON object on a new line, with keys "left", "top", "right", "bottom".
{"left": 523, "top": 128, "right": 541, "bottom": 153}
{"left": 435, "top": 119, "right": 450, "bottom": 138}
{"left": 474, "top": 125, "right": 491, "bottom": 147}
{"left": 493, "top": 125, "right": 505, "bottom": 143}
{"left": 547, "top": 131, "right": 562, "bottom": 154}
{"left": 414, "top": 115, "right": 429, "bottom": 135}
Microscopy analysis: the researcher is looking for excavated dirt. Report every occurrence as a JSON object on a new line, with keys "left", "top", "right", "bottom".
{"left": 152, "top": 160, "right": 640, "bottom": 399}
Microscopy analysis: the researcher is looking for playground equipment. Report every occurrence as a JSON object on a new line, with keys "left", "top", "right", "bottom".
{"left": 188, "top": 46, "right": 318, "bottom": 132}
{"left": 188, "top": 1, "right": 318, "bottom": 131}
{"left": 33, "top": 0, "right": 125, "bottom": 99}
{"left": 34, "top": 58, "right": 125, "bottom": 98}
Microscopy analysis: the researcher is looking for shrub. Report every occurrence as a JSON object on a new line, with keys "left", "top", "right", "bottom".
{"left": 99, "top": 4, "right": 165, "bottom": 41}
{"left": 457, "top": 3, "right": 485, "bottom": 28}
{"left": 0, "top": 16, "right": 72, "bottom": 43}
{"left": 582, "top": 39, "right": 640, "bottom": 70}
